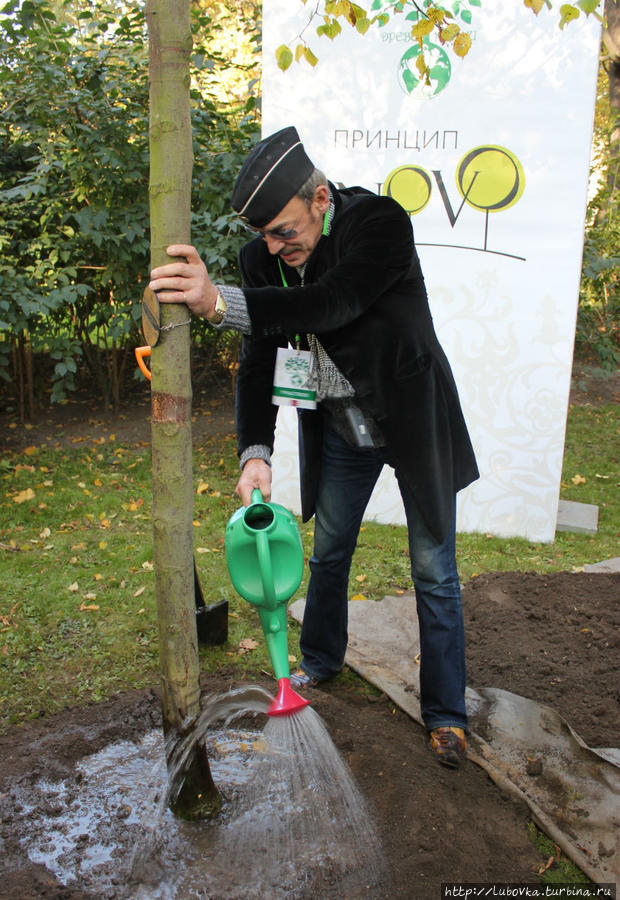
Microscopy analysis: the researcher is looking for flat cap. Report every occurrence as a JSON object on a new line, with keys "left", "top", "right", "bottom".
{"left": 231, "top": 126, "right": 315, "bottom": 227}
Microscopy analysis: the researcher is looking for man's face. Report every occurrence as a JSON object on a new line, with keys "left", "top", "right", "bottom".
{"left": 258, "top": 185, "right": 329, "bottom": 267}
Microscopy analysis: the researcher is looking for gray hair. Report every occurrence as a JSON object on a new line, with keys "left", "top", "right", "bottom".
{"left": 297, "top": 168, "right": 328, "bottom": 205}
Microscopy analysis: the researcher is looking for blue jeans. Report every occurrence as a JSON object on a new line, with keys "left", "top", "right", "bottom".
{"left": 300, "top": 426, "right": 467, "bottom": 732}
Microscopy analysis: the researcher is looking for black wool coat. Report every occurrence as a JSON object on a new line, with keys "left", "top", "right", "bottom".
{"left": 235, "top": 184, "right": 479, "bottom": 543}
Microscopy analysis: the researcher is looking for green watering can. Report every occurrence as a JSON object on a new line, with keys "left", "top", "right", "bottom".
{"left": 225, "top": 489, "right": 310, "bottom": 717}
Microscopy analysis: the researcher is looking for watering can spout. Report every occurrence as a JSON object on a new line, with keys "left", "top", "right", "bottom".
{"left": 268, "top": 678, "right": 310, "bottom": 717}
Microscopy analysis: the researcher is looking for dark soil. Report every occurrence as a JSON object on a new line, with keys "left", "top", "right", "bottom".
{"left": 0, "top": 368, "right": 618, "bottom": 898}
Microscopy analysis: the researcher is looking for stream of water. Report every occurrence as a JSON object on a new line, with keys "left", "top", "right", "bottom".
{"left": 12, "top": 685, "right": 389, "bottom": 898}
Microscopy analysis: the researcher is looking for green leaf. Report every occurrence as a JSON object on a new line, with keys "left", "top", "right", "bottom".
{"left": 304, "top": 46, "right": 319, "bottom": 66}
{"left": 275, "top": 44, "right": 293, "bottom": 70}
{"left": 559, "top": 4, "right": 580, "bottom": 27}
{"left": 577, "top": 0, "right": 600, "bottom": 13}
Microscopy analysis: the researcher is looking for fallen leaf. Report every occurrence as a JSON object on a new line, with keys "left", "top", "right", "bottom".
{"left": 355, "top": 574, "right": 367, "bottom": 583}
{"left": 134, "top": 586, "right": 146, "bottom": 597}
{"left": 39, "top": 527, "right": 51, "bottom": 538}
{"left": 94, "top": 478, "right": 102, "bottom": 487}
{"left": 94, "top": 573, "right": 103, "bottom": 581}
{"left": 196, "top": 481, "right": 209, "bottom": 495}
{"left": 24, "top": 446, "right": 38, "bottom": 456}
{"left": 537, "top": 854, "right": 556, "bottom": 875}
{"left": 83, "top": 592, "right": 97, "bottom": 601}
{"left": 571, "top": 473, "right": 586, "bottom": 485}
{"left": 13, "top": 488, "right": 35, "bottom": 504}
{"left": 238, "top": 638, "right": 259, "bottom": 653}
{"left": 141, "top": 561, "right": 153, "bottom": 571}
{"left": 79, "top": 601, "right": 99, "bottom": 611}
{"left": 68, "top": 582, "right": 79, "bottom": 592}
{"left": 351, "top": 593, "right": 367, "bottom": 602}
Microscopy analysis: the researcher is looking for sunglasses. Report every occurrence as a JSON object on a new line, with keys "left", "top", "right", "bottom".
{"left": 238, "top": 220, "right": 299, "bottom": 241}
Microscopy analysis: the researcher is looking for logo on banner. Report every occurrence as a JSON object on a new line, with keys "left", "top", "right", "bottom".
{"left": 382, "top": 144, "right": 526, "bottom": 259}
{"left": 373, "top": 0, "right": 482, "bottom": 98}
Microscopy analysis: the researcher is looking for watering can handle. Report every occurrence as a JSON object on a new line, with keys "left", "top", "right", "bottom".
{"left": 135, "top": 345, "right": 152, "bottom": 381}
{"left": 256, "top": 529, "right": 277, "bottom": 610}
{"left": 250, "top": 489, "right": 277, "bottom": 610}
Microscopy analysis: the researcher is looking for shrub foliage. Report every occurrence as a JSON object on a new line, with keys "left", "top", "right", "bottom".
{"left": 0, "top": 0, "right": 259, "bottom": 416}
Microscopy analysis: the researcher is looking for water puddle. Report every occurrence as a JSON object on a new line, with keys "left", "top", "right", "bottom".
{"left": 11, "top": 686, "right": 388, "bottom": 898}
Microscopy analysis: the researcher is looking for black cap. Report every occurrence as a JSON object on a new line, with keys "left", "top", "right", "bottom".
{"left": 231, "top": 126, "right": 315, "bottom": 227}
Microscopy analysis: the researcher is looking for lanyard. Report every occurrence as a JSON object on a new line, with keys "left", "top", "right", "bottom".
{"left": 277, "top": 257, "right": 302, "bottom": 350}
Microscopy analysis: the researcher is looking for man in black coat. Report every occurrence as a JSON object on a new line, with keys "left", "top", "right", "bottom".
{"left": 149, "top": 126, "right": 479, "bottom": 768}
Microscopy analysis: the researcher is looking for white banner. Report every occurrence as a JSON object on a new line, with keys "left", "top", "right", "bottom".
{"left": 261, "top": 0, "right": 601, "bottom": 541}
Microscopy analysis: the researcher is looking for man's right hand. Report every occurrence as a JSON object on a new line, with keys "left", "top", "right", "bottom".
{"left": 235, "top": 458, "right": 272, "bottom": 506}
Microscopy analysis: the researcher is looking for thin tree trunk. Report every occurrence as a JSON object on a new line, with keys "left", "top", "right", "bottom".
{"left": 146, "top": 0, "right": 220, "bottom": 820}
{"left": 13, "top": 337, "right": 24, "bottom": 425}
{"left": 605, "top": 0, "right": 620, "bottom": 199}
{"left": 22, "top": 331, "right": 35, "bottom": 419}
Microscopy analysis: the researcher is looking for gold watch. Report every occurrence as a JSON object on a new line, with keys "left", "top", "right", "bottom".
{"left": 208, "top": 291, "right": 227, "bottom": 325}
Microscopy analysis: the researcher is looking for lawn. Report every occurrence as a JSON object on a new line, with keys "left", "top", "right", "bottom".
{"left": 1, "top": 396, "right": 617, "bottom": 730}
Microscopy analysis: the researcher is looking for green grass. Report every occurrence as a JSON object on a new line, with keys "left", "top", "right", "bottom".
{"left": 0, "top": 400, "right": 617, "bottom": 730}
{"left": 527, "top": 823, "right": 592, "bottom": 886}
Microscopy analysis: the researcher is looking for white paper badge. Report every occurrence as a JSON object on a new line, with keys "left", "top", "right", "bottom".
{"left": 272, "top": 346, "right": 317, "bottom": 409}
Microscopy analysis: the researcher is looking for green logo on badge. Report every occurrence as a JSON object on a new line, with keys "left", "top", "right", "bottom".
{"left": 284, "top": 355, "right": 309, "bottom": 387}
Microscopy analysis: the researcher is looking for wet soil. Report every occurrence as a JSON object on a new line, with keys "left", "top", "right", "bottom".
{"left": 0, "top": 368, "right": 618, "bottom": 898}
{"left": 1, "top": 566, "right": 618, "bottom": 900}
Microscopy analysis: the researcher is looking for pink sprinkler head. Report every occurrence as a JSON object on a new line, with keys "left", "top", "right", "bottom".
{"left": 268, "top": 677, "right": 311, "bottom": 717}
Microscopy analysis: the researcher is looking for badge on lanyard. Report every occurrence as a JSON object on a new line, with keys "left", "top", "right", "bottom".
{"left": 272, "top": 346, "right": 317, "bottom": 410}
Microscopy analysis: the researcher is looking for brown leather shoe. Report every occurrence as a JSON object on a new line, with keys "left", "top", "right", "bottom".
{"left": 289, "top": 668, "right": 321, "bottom": 689}
{"left": 428, "top": 727, "right": 468, "bottom": 768}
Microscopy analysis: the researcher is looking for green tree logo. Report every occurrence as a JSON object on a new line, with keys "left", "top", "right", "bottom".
{"left": 372, "top": 0, "right": 482, "bottom": 98}
{"left": 284, "top": 355, "right": 311, "bottom": 387}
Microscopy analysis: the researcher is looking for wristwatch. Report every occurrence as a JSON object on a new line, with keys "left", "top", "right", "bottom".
{"left": 208, "top": 291, "right": 227, "bottom": 325}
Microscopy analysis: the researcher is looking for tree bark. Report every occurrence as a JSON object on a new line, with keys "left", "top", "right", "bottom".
{"left": 146, "top": 0, "right": 220, "bottom": 820}
{"left": 604, "top": 0, "right": 620, "bottom": 194}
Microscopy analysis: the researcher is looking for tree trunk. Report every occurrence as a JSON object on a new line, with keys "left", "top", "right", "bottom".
{"left": 604, "top": 0, "right": 620, "bottom": 196}
{"left": 146, "top": 0, "right": 220, "bottom": 820}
